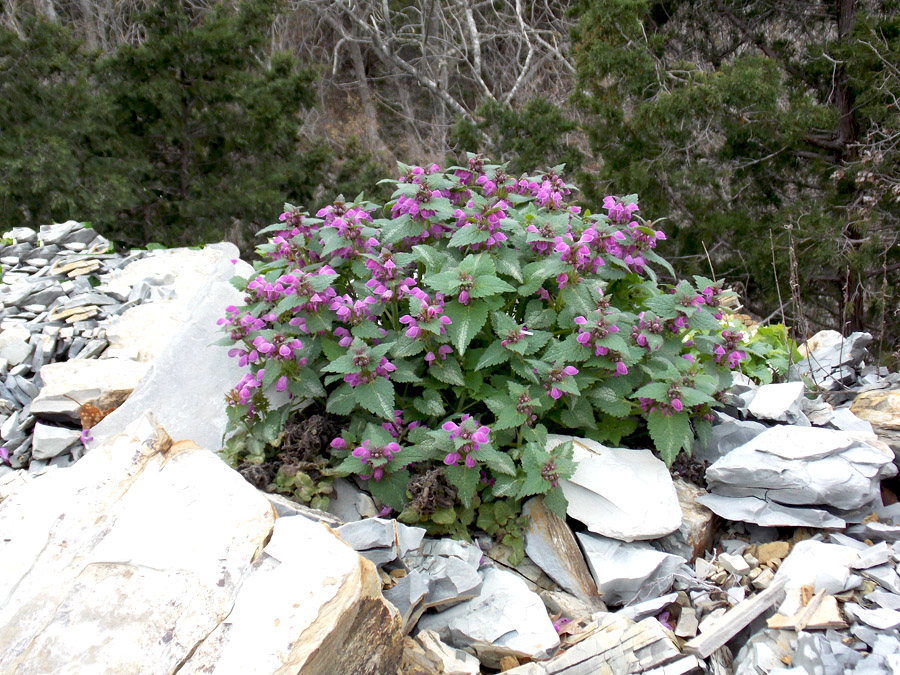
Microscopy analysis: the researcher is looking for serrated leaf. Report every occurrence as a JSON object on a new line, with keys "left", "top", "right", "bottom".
{"left": 491, "top": 475, "right": 521, "bottom": 498}
{"left": 353, "top": 378, "right": 396, "bottom": 420}
{"left": 429, "top": 358, "right": 465, "bottom": 386}
{"left": 632, "top": 381, "right": 671, "bottom": 402}
{"left": 413, "top": 389, "right": 445, "bottom": 416}
{"left": 471, "top": 275, "right": 516, "bottom": 298}
{"left": 679, "top": 386, "right": 715, "bottom": 407}
{"left": 542, "top": 488, "right": 569, "bottom": 519}
{"left": 517, "top": 471, "right": 549, "bottom": 500}
{"left": 326, "top": 383, "right": 357, "bottom": 415}
{"left": 590, "top": 386, "right": 632, "bottom": 417}
{"left": 351, "top": 321, "right": 384, "bottom": 339}
{"left": 321, "top": 353, "right": 357, "bottom": 375}
{"left": 443, "top": 300, "right": 489, "bottom": 355}
{"left": 449, "top": 224, "right": 490, "bottom": 248}
{"left": 391, "top": 335, "right": 426, "bottom": 358}
{"left": 445, "top": 465, "right": 480, "bottom": 507}
{"left": 646, "top": 410, "right": 693, "bottom": 466}
{"left": 494, "top": 247, "right": 523, "bottom": 282}
{"left": 644, "top": 295, "right": 677, "bottom": 318}
{"left": 475, "top": 341, "right": 510, "bottom": 370}
{"left": 560, "top": 284, "right": 594, "bottom": 317}
{"left": 560, "top": 397, "right": 596, "bottom": 429}
{"left": 478, "top": 446, "right": 517, "bottom": 476}
{"left": 289, "top": 367, "right": 326, "bottom": 399}
{"left": 519, "top": 258, "right": 566, "bottom": 295}
{"left": 368, "top": 469, "right": 410, "bottom": 510}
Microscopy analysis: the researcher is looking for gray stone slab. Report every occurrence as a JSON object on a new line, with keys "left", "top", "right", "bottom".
{"left": 90, "top": 245, "right": 252, "bottom": 451}
{"left": 577, "top": 532, "right": 686, "bottom": 606}
{"left": 696, "top": 493, "right": 847, "bottom": 529}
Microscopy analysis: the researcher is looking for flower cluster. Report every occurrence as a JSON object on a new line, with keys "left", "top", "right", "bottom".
{"left": 220, "top": 155, "right": 746, "bottom": 536}
{"left": 442, "top": 415, "right": 490, "bottom": 468}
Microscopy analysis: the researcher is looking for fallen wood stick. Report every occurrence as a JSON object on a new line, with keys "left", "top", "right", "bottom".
{"left": 684, "top": 576, "right": 787, "bottom": 659}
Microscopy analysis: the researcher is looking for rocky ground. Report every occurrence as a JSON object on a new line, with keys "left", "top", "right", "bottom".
{"left": 1, "top": 223, "right": 899, "bottom": 674}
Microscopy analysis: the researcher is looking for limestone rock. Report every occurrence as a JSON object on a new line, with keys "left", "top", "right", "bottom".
{"left": 577, "top": 532, "right": 686, "bottom": 606}
{"left": 851, "top": 389, "right": 900, "bottom": 458}
{"left": 775, "top": 540, "right": 860, "bottom": 601}
{"left": 549, "top": 435, "right": 681, "bottom": 542}
{"left": 30, "top": 358, "right": 149, "bottom": 424}
{"left": 747, "top": 381, "right": 807, "bottom": 424}
{"left": 181, "top": 516, "right": 404, "bottom": 674}
{"left": 30, "top": 423, "right": 81, "bottom": 460}
{"left": 502, "top": 614, "right": 682, "bottom": 675}
{"left": 0, "top": 413, "right": 403, "bottom": 674}
{"left": 693, "top": 412, "right": 768, "bottom": 465}
{"left": 0, "top": 415, "right": 267, "bottom": 673}
{"left": 705, "top": 425, "right": 896, "bottom": 512}
{"left": 655, "top": 478, "right": 718, "bottom": 562}
{"left": 696, "top": 493, "right": 847, "bottom": 529}
{"left": 415, "top": 566, "right": 559, "bottom": 669}
{"left": 523, "top": 497, "right": 603, "bottom": 609}
{"left": 91, "top": 246, "right": 252, "bottom": 452}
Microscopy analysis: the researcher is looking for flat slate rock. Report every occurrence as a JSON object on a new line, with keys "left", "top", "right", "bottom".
{"left": 549, "top": 435, "right": 681, "bottom": 542}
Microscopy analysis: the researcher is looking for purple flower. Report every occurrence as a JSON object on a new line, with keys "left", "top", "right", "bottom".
{"left": 352, "top": 440, "right": 400, "bottom": 481}
{"left": 0, "top": 446, "right": 9, "bottom": 465}
{"left": 79, "top": 428, "right": 93, "bottom": 447}
{"left": 545, "top": 365, "right": 578, "bottom": 400}
{"left": 442, "top": 415, "right": 490, "bottom": 468}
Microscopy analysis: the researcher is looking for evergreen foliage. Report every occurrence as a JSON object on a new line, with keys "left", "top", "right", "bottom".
{"left": 0, "top": 0, "right": 327, "bottom": 248}
{"left": 571, "top": 0, "right": 900, "bottom": 358}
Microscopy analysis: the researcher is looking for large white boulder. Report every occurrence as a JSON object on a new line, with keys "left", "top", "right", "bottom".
{"left": 0, "top": 414, "right": 403, "bottom": 674}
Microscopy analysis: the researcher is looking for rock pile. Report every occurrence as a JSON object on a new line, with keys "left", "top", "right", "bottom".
{"left": 0, "top": 221, "right": 242, "bottom": 474}
{"left": 2, "top": 227, "right": 900, "bottom": 674}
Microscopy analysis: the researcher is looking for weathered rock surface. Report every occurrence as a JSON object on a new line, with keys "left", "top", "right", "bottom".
{"left": 704, "top": 425, "right": 896, "bottom": 515}
{"left": 415, "top": 566, "right": 559, "bottom": 668}
{"left": 851, "top": 389, "right": 900, "bottom": 457}
{"left": 30, "top": 358, "right": 149, "bottom": 424}
{"left": 549, "top": 435, "right": 681, "bottom": 542}
{"left": 655, "top": 477, "right": 718, "bottom": 562}
{"left": 0, "top": 413, "right": 403, "bottom": 674}
{"left": 91, "top": 246, "right": 252, "bottom": 451}
{"left": 747, "top": 381, "right": 807, "bottom": 425}
{"left": 577, "top": 532, "right": 686, "bottom": 606}
{"left": 523, "top": 496, "right": 603, "bottom": 609}
{"left": 181, "top": 515, "right": 404, "bottom": 674}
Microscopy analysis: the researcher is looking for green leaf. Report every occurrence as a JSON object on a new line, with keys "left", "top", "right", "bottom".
{"left": 475, "top": 341, "right": 510, "bottom": 370}
{"left": 560, "top": 397, "right": 597, "bottom": 429}
{"left": 443, "top": 300, "right": 489, "bottom": 355}
{"left": 368, "top": 469, "right": 410, "bottom": 511}
{"left": 429, "top": 358, "right": 465, "bottom": 386}
{"left": 326, "top": 383, "right": 357, "bottom": 415}
{"left": 478, "top": 446, "right": 517, "bottom": 476}
{"left": 494, "top": 247, "right": 524, "bottom": 282}
{"left": 430, "top": 507, "right": 457, "bottom": 525}
{"left": 392, "top": 335, "right": 426, "bottom": 358}
{"left": 413, "top": 389, "right": 445, "bottom": 416}
{"left": 519, "top": 258, "right": 566, "bottom": 295}
{"left": 448, "top": 224, "right": 490, "bottom": 247}
{"left": 647, "top": 410, "right": 693, "bottom": 466}
{"left": 445, "top": 465, "right": 480, "bottom": 507}
{"left": 351, "top": 321, "right": 385, "bottom": 339}
{"left": 289, "top": 368, "right": 326, "bottom": 399}
{"left": 471, "top": 275, "right": 516, "bottom": 298}
{"left": 353, "top": 378, "right": 396, "bottom": 420}
{"left": 590, "top": 386, "right": 632, "bottom": 417}
{"left": 542, "top": 488, "right": 569, "bottom": 519}
{"left": 632, "top": 381, "right": 671, "bottom": 402}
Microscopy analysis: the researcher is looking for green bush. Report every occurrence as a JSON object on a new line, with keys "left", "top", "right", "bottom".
{"left": 219, "top": 157, "right": 743, "bottom": 549}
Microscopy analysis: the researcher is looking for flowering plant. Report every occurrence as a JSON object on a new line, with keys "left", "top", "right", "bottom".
{"left": 219, "top": 157, "right": 742, "bottom": 538}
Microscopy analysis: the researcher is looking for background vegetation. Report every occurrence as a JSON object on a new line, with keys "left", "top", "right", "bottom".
{"left": 1, "top": 0, "right": 898, "bottom": 361}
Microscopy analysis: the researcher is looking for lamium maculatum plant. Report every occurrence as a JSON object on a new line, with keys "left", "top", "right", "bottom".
{"left": 218, "top": 156, "right": 744, "bottom": 551}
